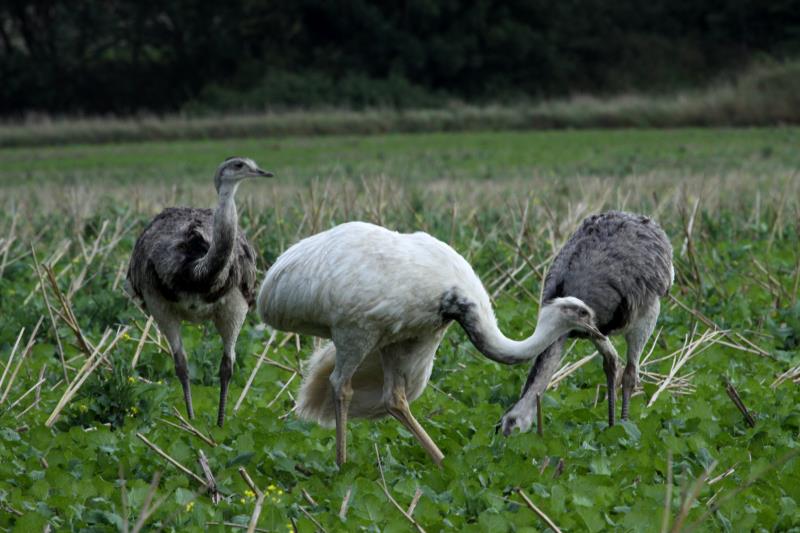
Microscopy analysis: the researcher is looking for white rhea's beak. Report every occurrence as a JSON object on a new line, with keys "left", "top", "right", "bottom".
{"left": 582, "top": 321, "right": 604, "bottom": 339}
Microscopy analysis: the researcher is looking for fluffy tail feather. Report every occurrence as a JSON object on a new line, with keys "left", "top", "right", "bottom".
{"left": 295, "top": 343, "right": 338, "bottom": 427}
{"left": 295, "top": 342, "right": 386, "bottom": 427}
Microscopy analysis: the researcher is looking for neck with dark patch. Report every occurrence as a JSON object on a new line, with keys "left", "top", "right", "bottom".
{"left": 193, "top": 182, "right": 239, "bottom": 285}
{"left": 442, "top": 290, "right": 566, "bottom": 365}
{"left": 463, "top": 314, "right": 567, "bottom": 364}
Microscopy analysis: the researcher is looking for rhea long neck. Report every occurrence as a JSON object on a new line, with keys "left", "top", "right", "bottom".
{"left": 458, "top": 307, "right": 566, "bottom": 365}
{"left": 193, "top": 181, "right": 239, "bottom": 284}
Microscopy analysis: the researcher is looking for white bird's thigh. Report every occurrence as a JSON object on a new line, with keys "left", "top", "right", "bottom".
{"left": 330, "top": 327, "right": 380, "bottom": 385}
{"left": 379, "top": 337, "right": 439, "bottom": 404}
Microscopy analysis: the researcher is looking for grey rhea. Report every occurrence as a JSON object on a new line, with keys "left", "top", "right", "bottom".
{"left": 125, "top": 157, "right": 273, "bottom": 427}
{"left": 499, "top": 211, "right": 674, "bottom": 435}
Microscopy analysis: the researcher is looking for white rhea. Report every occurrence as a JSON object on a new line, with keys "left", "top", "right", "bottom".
{"left": 257, "top": 221, "right": 601, "bottom": 466}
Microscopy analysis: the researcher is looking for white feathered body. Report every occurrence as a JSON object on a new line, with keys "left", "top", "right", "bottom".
{"left": 257, "top": 221, "right": 497, "bottom": 425}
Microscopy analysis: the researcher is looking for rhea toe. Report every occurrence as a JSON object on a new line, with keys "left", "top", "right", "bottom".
{"left": 126, "top": 157, "right": 274, "bottom": 427}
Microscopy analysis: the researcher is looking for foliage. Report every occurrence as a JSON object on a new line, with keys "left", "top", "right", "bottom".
{"left": 0, "top": 128, "right": 799, "bottom": 531}
{"left": 2, "top": 1, "right": 800, "bottom": 115}
{"left": 2, "top": 61, "right": 800, "bottom": 148}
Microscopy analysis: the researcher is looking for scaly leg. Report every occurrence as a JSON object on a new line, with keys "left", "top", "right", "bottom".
{"left": 622, "top": 299, "right": 660, "bottom": 420}
{"left": 381, "top": 346, "right": 444, "bottom": 466}
{"left": 498, "top": 336, "right": 566, "bottom": 436}
{"left": 213, "top": 291, "right": 248, "bottom": 427}
{"left": 154, "top": 314, "right": 194, "bottom": 419}
{"left": 330, "top": 328, "right": 378, "bottom": 466}
{"left": 593, "top": 336, "right": 621, "bottom": 427}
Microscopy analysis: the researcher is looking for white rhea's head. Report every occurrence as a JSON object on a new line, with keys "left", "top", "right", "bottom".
{"left": 538, "top": 296, "right": 603, "bottom": 338}
{"left": 214, "top": 156, "right": 274, "bottom": 193}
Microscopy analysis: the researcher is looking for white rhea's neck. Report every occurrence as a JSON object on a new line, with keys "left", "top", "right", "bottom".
{"left": 461, "top": 304, "right": 569, "bottom": 365}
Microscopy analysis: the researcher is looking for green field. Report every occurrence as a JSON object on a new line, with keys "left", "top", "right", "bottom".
{"left": 1, "top": 128, "right": 799, "bottom": 532}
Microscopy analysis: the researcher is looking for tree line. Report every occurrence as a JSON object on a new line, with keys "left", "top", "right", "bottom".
{"left": 1, "top": 0, "right": 799, "bottom": 116}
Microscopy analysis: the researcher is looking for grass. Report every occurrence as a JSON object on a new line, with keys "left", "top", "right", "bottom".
{"left": 2, "top": 60, "right": 799, "bottom": 148}
{"left": 2, "top": 128, "right": 799, "bottom": 187}
{"left": 1, "top": 128, "right": 799, "bottom": 532}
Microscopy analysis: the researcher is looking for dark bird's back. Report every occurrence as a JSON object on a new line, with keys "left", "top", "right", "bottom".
{"left": 126, "top": 207, "right": 258, "bottom": 311}
{"left": 543, "top": 211, "right": 673, "bottom": 335}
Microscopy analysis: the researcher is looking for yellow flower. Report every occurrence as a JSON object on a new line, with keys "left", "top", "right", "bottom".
{"left": 123, "top": 333, "right": 132, "bottom": 341}
{"left": 244, "top": 489, "right": 256, "bottom": 499}
{"left": 78, "top": 404, "right": 88, "bottom": 413}
{"left": 127, "top": 376, "right": 136, "bottom": 384}
{"left": 239, "top": 498, "right": 246, "bottom": 504}
{"left": 127, "top": 406, "right": 139, "bottom": 417}
{"left": 185, "top": 501, "right": 194, "bottom": 512}
{"left": 286, "top": 523, "right": 293, "bottom": 532}
{"left": 266, "top": 484, "right": 277, "bottom": 492}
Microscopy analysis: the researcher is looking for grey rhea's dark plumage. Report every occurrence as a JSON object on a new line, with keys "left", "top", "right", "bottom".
{"left": 127, "top": 207, "right": 258, "bottom": 309}
{"left": 499, "top": 210, "right": 673, "bottom": 435}
{"left": 542, "top": 210, "right": 673, "bottom": 334}
{"left": 125, "top": 156, "right": 273, "bottom": 427}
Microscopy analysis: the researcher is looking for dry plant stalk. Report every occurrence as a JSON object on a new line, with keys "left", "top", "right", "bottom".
{"left": 374, "top": 443, "right": 427, "bottom": 533}
{"left": 130, "top": 316, "right": 153, "bottom": 369}
{"left": 45, "top": 327, "right": 129, "bottom": 427}
{"left": 645, "top": 328, "right": 722, "bottom": 408}
{"left": 517, "top": 488, "right": 563, "bottom": 533}
{"left": 238, "top": 467, "right": 266, "bottom": 533}
{"left": 0, "top": 327, "right": 26, "bottom": 399}
{"left": 771, "top": 364, "right": 800, "bottom": 388}
{"left": 136, "top": 433, "right": 207, "bottom": 487}
{"left": 43, "top": 263, "right": 94, "bottom": 356}
{"left": 723, "top": 380, "right": 756, "bottom": 427}
{"left": 549, "top": 351, "right": 599, "bottom": 389}
{"left": 233, "top": 330, "right": 277, "bottom": 412}
{"left": 339, "top": 486, "right": 353, "bottom": 520}
{"left": 197, "top": 450, "right": 222, "bottom": 504}
{"left": 157, "top": 406, "right": 216, "bottom": 447}
{"left": 407, "top": 487, "right": 423, "bottom": 517}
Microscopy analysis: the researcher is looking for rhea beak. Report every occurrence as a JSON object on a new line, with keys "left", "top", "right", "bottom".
{"left": 254, "top": 168, "right": 274, "bottom": 178}
{"left": 583, "top": 322, "right": 604, "bottom": 339}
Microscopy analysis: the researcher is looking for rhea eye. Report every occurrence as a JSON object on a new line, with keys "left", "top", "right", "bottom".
{"left": 579, "top": 309, "right": 589, "bottom": 317}
{"left": 234, "top": 162, "right": 244, "bottom": 169}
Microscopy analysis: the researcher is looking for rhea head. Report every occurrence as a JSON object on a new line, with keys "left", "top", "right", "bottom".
{"left": 538, "top": 296, "right": 603, "bottom": 338}
{"left": 214, "top": 156, "right": 274, "bottom": 193}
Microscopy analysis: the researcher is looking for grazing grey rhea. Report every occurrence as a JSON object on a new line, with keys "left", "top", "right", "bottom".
{"left": 257, "top": 221, "right": 603, "bottom": 466}
{"left": 499, "top": 210, "right": 673, "bottom": 436}
{"left": 126, "top": 157, "right": 273, "bottom": 427}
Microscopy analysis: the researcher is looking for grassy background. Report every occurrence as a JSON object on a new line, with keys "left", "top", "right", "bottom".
{"left": 3, "top": 61, "right": 800, "bottom": 149}
{"left": 2, "top": 127, "right": 800, "bottom": 185}
{"left": 1, "top": 128, "right": 799, "bottom": 531}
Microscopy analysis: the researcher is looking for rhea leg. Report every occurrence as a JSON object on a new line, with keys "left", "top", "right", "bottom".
{"left": 213, "top": 292, "right": 247, "bottom": 427}
{"left": 154, "top": 314, "right": 194, "bottom": 419}
{"left": 330, "top": 328, "right": 378, "bottom": 466}
{"left": 380, "top": 346, "right": 444, "bottom": 466}
{"left": 593, "top": 336, "right": 621, "bottom": 427}
{"left": 498, "top": 336, "right": 566, "bottom": 436}
{"left": 621, "top": 300, "right": 660, "bottom": 420}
